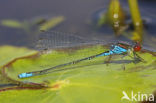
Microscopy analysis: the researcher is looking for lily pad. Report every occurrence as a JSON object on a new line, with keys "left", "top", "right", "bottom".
{"left": 0, "top": 46, "right": 37, "bottom": 67}
{"left": 1, "top": 45, "right": 156, "bottom": 103}
{"left": 0, "top": 46, "right": 37, "bottom": 84}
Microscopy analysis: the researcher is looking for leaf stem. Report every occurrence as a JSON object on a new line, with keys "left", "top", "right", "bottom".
{"left": 128, "top": 0, "right": 143, "bottom": 42}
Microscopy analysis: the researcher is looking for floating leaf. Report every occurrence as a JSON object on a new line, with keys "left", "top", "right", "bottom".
{"left": 0, "top": 46, "right": 37, "bottom": 67}
{"left": 0, "top": 45, "right": 156, "bottom": 103}
{"left": 0, "top": 46, "right": 37, "bottom": 85}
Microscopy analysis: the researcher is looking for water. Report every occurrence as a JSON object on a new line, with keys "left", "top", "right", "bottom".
{"left": 0, "top": 0, "right": 155, "bottom": 50}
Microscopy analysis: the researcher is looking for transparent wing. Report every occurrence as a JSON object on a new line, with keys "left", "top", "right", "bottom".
{"left": 35, "top": 31, "right": 108, "bottom": 51}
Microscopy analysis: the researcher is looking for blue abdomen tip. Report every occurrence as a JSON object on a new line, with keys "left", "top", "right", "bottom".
{"left": 18, "top": 73, "right": 33, "bottom": 78}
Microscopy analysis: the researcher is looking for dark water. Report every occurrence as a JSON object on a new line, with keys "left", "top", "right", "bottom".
{"left": 0, "top": 0, "right": 155, "bottom": 50}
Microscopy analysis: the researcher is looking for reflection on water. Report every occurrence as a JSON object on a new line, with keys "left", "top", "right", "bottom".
{"left": 0, "top": 0, "right": 155, "bottom": 50}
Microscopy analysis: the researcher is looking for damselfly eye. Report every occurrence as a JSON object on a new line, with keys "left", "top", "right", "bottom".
{"left": 133, "top": 45, "right": 141, "bottom": 52}
{"left": 110, "top": 45, "right": 114, "bottom": 49}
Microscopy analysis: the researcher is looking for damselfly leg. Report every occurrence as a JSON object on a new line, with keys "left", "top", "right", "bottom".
{"left": 133, "top": 51, "right": 145, "bottom": 63}
{"left": 105, "top": 55, "right": 112, "bottom": 66}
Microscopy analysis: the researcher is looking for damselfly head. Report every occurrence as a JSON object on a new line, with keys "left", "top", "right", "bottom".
{"left": 110, "top": 45, "right": 115, "bottom": 49}
{"left": 133, "top": 42, "right": 141, "bottom": 52}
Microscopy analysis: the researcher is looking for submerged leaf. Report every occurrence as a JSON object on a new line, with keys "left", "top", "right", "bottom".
{"left": 97, "top": 13, "right": 107, "bottom": 26}
{"left": 39, "top": 16, "right": 64, "bottom": 31}
{"left": 1, "top": 20, "right": 22, "bottom": 28}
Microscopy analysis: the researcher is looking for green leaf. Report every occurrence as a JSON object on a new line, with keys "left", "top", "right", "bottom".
{"left": 0, "top": 46, "right": 37, "bottom": 84}
{"left": 39, "top": 16, "right": 64, "bottom": 31}
{"left": 0, "top": 46, "right": 37, "bottom": 67}
{"left": 1, "top": 45, "right": 156, "bottom": 103}
{"left": 1, "top": 20, "right": 22, "bottom": 28}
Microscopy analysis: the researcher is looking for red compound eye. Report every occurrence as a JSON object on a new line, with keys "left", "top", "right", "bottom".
{"left": 133, "top": 45, "right": 141, "bottom": 52}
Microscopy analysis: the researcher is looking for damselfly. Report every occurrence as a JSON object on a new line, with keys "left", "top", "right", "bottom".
{"left": 18, "top": 31, "right": 143, "bottom": 78}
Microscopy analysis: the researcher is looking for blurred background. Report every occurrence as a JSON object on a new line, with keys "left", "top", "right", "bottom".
{"left": 0, "top": 0, "right": 155, "bottom": 50}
